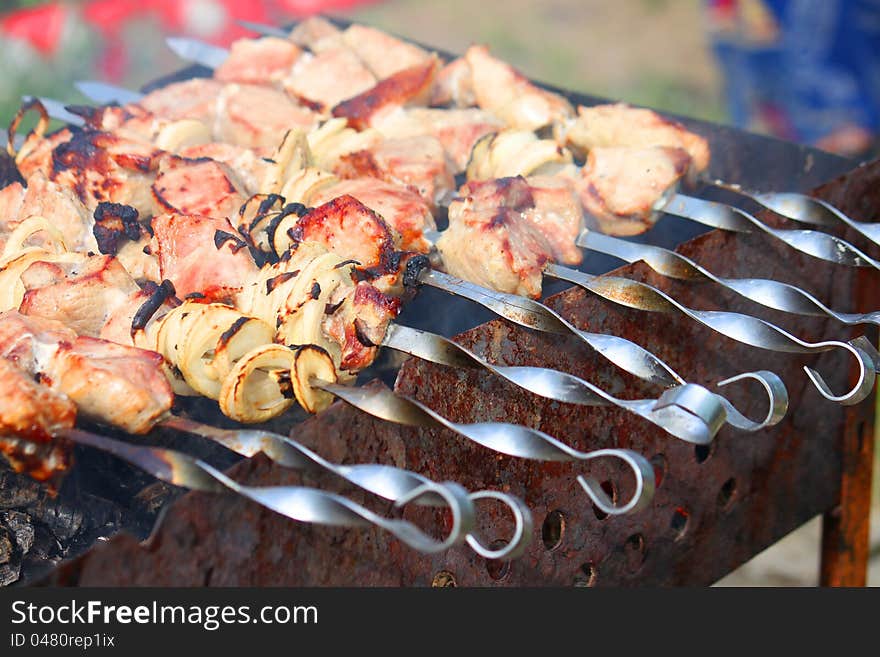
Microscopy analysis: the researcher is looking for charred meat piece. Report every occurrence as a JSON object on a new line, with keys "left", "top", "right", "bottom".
{"left": 333, "top": 135, "right": 454, "bottom": 205}
{"left": 308, "top": 177, "right": 436, "bottom": 253}
{"left": 322, "top": 280, "right": 401, "bottom": 373}
{"left": 284, "top": 47, "right": 377, "bottom": 111}
{"left": 464, "top": 45, "right": 573, "bottom": 131}
{"left": 152, "top": 155, "right": 247, "bottom": 220}
{"left": 565, "top": 103, "right": 710, "bottom": 173}
{"left": 150, "top": 212, "right": 258, "bottom": 302}
{"left": 92, "top": 202, "right": 143, "bottom": 256}
{"left": 214, "top": 36, "right": 302, "bottom": 85}
{"left": 332, "top": 57, "right": 440, "bottom": 130}
{"left": 0, "top": 311, "right": 173, "bottom": 434}
{"left": 28, "top": 129, "right": 162, "bottom": 217}
{"left": 576, "top": 145, "right": 691, "bottom": 235}
{"left": 436, "top": 176, "right": 583, "bottom": 298}
{"left": 0, "top": 358, "right": 74, "bottom": 482}
{"left": 287, "top": 195, "right": 399, "bottom": 274}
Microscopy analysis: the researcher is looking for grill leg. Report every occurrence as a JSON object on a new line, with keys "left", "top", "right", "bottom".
{"left": 819, "top": 397, "right": 875, "bottom": 586}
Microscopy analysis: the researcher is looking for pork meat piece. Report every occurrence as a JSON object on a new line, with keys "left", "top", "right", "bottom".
{"left": 576, "top": 145, "right": 691, "bottom": 235}
{"left": 152, "top": 155, "right": 247, "bottom": 220}
{"left": 151, "top": 212, "right": 258, "bottom": 302}
{"left": 283, "top": 47, "right": 377, "bottom": 111}
{"left": 333, "top": 135, "right": 455, "bottom": 205}
{"left": 565, "top": 103, "right": 710, "bottom": 173}
{"left": 465, "top": 45, "right": 573, "bottom": 131}
{"left": 214, "top": 36, "right": 302, "bottom": 85}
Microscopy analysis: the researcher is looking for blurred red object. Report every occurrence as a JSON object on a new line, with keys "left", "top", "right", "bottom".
{"left": 0, "top": 2, "right": 70, "bottom": 56}
{"left": 1, "top": 0, "right": 379, "bottom": 79}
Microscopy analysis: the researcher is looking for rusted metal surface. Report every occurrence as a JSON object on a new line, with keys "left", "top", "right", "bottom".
{"left": 818, "top": 168, "right": 880, "bottom": 586}
{"left": 40, "top": 158, "right": 880, "bottom": 587}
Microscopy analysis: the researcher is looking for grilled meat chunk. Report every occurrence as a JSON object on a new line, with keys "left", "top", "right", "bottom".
{"left": 464, "top": 45, "right": 573, "bottom": 131}
{"left": 333, "top": 135, "right": 454, "bottom": 205}
{"left": 340, "top": 24, "right": 433, "bottom": 80}
{"left": 19, "top": 255, "right": 140, "bottom": 337}
{"left": 214, "top": 83, "right": 319, "bottom": 149}
{"left": 308, "top": 177, "right": 436, "bottom": 253}
{"left": 332, "top": 57, "right": 440, "bottom": 130}
{"left": 214, "top": 36, "right": 302, "bottom": 85}
{"left": 177, "top": 142, "right": 272, "bottom": 196}
{"left": 0, "top": 358, "right": 75, "bottom": 442}
{"left": 151, "top": 212, "right": 258, "bottom": 302}
{"left": 436, "top": 176, "right": 583, "bottom": 297}
{"left": 576, "top": 145, "right": 691, "bottom": 235}
{"left": 287, "top": 195, "right": 399, "bottom": 274}
{"left": 565, "top": 103, "right": 711, "bottom": 173}
{"left": 0, "top": 311, "right": 173, "bottom": 433}
{"left": 322, "top": 280, "right": 400, "bottom": 372}
{"left": 1, "top": 173, "right": 96, "bottom": 254}
{"left": 152, "top": 155, "right": 247, "bottom": 220}
{"left": 0, "top": 358, "right": 74, "bottom": 482}
{"left": 136, "top": 78, "right": 225, "bottom": 123}
{"left": 376, "top": 107, "right": 504, "bottom": 173}
{"left": 284, "top": 47, "right": 377, "bottom": 111}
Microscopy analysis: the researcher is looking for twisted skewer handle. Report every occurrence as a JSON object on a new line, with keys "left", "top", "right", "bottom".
{"left": 60, "top": 428, "right": 476, "bottom": 554}
{"left": 316, "top": 380, "right": 656, "bottom": 516}
{"left": 545, "top": 263, "right": 877, "bottom": 405}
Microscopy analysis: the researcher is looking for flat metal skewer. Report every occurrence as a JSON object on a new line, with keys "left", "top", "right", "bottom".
{"left": 160, "top": 414, "right": 531, "bottom": 558}
{"left": 580, "top": 230, "right": 880, "bottom": 328}
{"left": 58, "top": 427, "right": 477, "bottom": 554}
{"left": 311, "top": 380, "right": 656, "bottom": 516}
{"left": 544, "top": 262, "right": 876, "bottom": 405}
{"left": 708, "top": 180, "right": 880, "bottom": 248}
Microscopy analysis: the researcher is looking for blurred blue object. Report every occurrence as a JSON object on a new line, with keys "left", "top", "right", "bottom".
{"left": 707, "top": 0, "right": 880, "bottom": 156}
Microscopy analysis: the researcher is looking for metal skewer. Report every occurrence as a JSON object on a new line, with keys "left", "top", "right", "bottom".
{"left": 160, "top": 413, "right": 531, "bottom": 558}
{"left": 708, "top": 180, "right": 880, "bottom": 248}
{"left": 310, "top": 380, "right": 656, "bottom": 516}
{"left": 59, "top": 427, "right": 478, "bottom": 554}
{"left": 543, "top": 262, "right": 876, "bottom": 405}
{"left": 580, "top": 230, "right": 880, "bottom": 328}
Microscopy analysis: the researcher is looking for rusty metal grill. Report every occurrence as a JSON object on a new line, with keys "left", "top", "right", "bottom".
{"left": 1, "top": 24, "right": 877, "bottom": 587}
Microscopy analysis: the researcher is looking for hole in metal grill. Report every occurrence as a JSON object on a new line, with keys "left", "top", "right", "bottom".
{"left": 650, "top": 454, "right": 667, "bottom": 488}
{"left": 541, "top": 509, "right": 566, "bottom": 551}
{"left": 671, "top": 507, "right": 690, "bottom": 540}
{"left": 431, "top": 570, "right": 457, "bottom": 588}
{"left": 591, "top": 481, "right": 618, "bottom": 521}
{"left": 485, "top": 540, "right": 512, "bottom": 581}
{"left": 575, "top": 561, "right": 598, "bottom": 587}
{"left": 624, "top": 533, "right": 647, "bottom": 572}
{"left": 717, "top": 478, "right": 737, "bottom": 509}
{"left": 694, "top": 444, "right": 712, "bottom": 464}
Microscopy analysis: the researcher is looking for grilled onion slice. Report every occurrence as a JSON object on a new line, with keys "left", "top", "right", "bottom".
{"left": 291, "top": 344, "right": 337, "bottom": 414}
{"left": 219, "top": 343, "right": 297, "bottom": 423}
